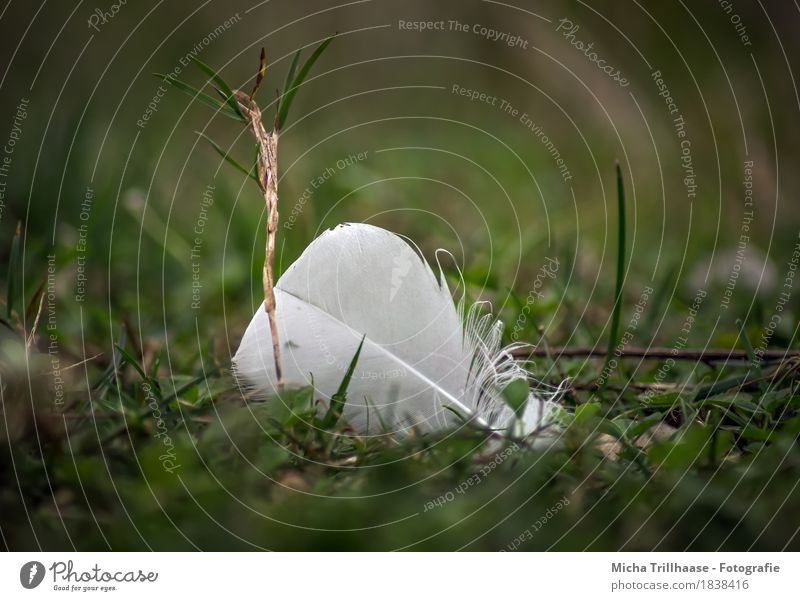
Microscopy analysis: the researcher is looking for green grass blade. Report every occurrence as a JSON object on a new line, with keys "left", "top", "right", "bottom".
{"left": 600, "top": 162, "right": 627, "bottom": 394}
{"left": 190, "top": 57, "right": 245, "bottom": 121}
{"left": 692, "top": 366, "right": 773, "bottom": 401}
{"left": 161, "top": 368, "right": 219, "bottom": 405}
{"left": 281, "top": 50, "right": 302, "bottom": 106}
{"left": 736, "top": 318, "right": 758, "bottom": 366}
{"left": 6, "top": 222, "right": 20, "bottom": 319}
{"left": 155, "top": 73, "right": 241, "bottom": 121}
{"left": 114, "top": 344, "right": 149, "bottom": 383}
{"left": 196, "top": 131, "right": 259, "bottom": 184}
{"left": 322, "top": 334, "right": 364, "bottom": 428}
{"left": 277, "top": 35, "right": 335, "bottom": 129}
{"left": 91, "top": 329, "right": 126, "bottom": 394}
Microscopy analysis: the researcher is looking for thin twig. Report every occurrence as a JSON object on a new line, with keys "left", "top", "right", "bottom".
{"left": 62, "top": 352, "right": 103, "bottom": 371}
{"left": 514, "top": 345, "right": 799, "bottom": 363}
{"left": 568, "top": 381, "right": 678, "bottom": 392}
{"left": 25, "top": 285, "right": 46, "bottom": 351}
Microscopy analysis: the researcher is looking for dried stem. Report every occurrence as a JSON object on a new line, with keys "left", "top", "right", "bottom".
{"left": 26, "top": 285, "right": 45, "bottom": 351}
{"left": 513, "top": 345, "right": 799, "bottom": 364}
{"left": 236, "top": 90, "right": 283, "bottom": 387}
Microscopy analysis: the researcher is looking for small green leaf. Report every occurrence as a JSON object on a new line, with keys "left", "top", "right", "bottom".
{"left": 639, "top": 390, "right": 682, "bottom": 408}
{"left": 196, "top": 132, "right": 259, "bottom": 184}
{"left": 155, "top": 73, "right": 242, "bottom": 120}
{"left": 162, "top": 369, "right": 218, "bottom": 405}
{"left": 282, "top": 387, "right": 318, "bottom": 428}
{"left": 277, "top": 35, "right": 335, "bottom": 129}
{"left": 114, "top": 344, "right": 149, "bottom": 383}
{"left": 693, "top": 367, "right": 773, "bottom": 401}
{"left": 190, "top": 57, "right": 245, "bottom": 121}
{"left": 575, "top": 402, "right": 601, "bottom": 425}
{"left": 281, "top": 50, "right": 302, "bottom": 105}
{"left": 625, "top": 413, "right": 664, "bottom": 439}
{"left": 257, "top": 445, "right": 291, "bottom": 474}
{"left": 761, "top": 388, "right": 793, "bottom": 412}
{"left": 740, "top": 426, "right": 772, "bottom": 442}
{"left": 502, "top": 379, "right": 530, "bottom": 418}
{"left": 597, "top": 417, "right": 625, "bottom": 439}
{"left": 646, "top": 424, "right": 732, "bottom": 469}
{"left": 699, "top": 392, "right": 764, "bottom": 414}
{"left": 597, "top": 418, "right": 652, "bottom": 475}
{"left": 736, "top": 318, "right": 758, "bottom": 366}
{"left": 321, "top": 334, "right": 364, "bottom": 428}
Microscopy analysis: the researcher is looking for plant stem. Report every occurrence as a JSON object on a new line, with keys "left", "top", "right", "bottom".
{"left": 512, "top": 345, "right": 798, "bottom": 363}
{"left": 599, "top": 162, "right": 627, "bottom": 395}
{"left": 236, "top": 90, "right": 283, "bottom": 387}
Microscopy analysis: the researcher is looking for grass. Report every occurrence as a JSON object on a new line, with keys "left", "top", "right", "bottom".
{"left": 2, "top": 47, "right": 799, "bottom": 553}
{"left": 2, "top": 171, "right": 799, "bottom": 550}
{"left": 599, "top": 162, "right": 627, "bottom": 395}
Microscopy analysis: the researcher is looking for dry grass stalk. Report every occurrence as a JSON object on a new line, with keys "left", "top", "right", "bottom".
{"left": 235, "top": 89, "right": 283, "bottom": 387}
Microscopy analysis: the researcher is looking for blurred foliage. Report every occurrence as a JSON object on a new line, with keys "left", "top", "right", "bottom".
{"left": 1, "top": 0, "right": 799, "bottom": 550}
{"left": 1, "top": 271, "right": 799, "bottom": 550}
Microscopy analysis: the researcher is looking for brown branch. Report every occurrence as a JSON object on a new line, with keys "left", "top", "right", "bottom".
{"left": 569, "top": 381, "right": 678, "bottom": 392}
{"left": 236, "top": 90, "right": 283, "bottom": 386}
{"left": 513, "top": 345, "right": 799, "bottom": 363}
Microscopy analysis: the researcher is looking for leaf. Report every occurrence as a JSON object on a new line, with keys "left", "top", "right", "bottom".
{"left": 699, "top": 392, "right": 764, "bottom": 414}
{"left": 281, "top": 49, "right": 302, "bottom": 107}
{"left": 322, "top": 334, "right": 365, "bottom": 429}
{"left": 760, "top": 388, "right": 793, "bottom": 413}
{"left": 200, "top": 389, "right": 314, "bottom": 460}
{"left": 740, "top": 426, "right": 772, "bottom": 442}
{"left": 196, "top": 131, "right": 259, "bottom": 184}
{"left": 597, "top": 417, "right": 625, "bottom": 439}
{"left": 736, "top": 318, "right": 758, "bottom": 365}
{"left": 624, "top": 413, "right": 664, "bottom": 439}
{"left": 251, "top": 47, "right": 267, "bottom": 99}
{"left": 647, "top": 424, "right": 710, "bottom": 468}
{"left": 276, "top": 35, "right": 335, "bottom": 129}
{"left": 597, "top": 418, "right": 652, "bottom": 475}
{"left": 115, "top": 344, "right": 149, "bottom": 383}
{"left": 190, "top": 57, "right": 245, "bottom": 121}
{"left": 692, "top": 368, "right": 773, "bottom": 401}
{"left": 575, "top": 402, "right": 601, "bottom": 425}
{"left": 92, "top": 329, "right": 126, "bottom": 393}
{"left": 639, "top": 391, "right": 683, "bottom": 409}
{"left": 502, "top": 379, "right": 530, "bottom": 418}
{"left": 279, "top": 387, "right": 317, "bottom": 428}
{"left": 599, "top": 162, "right": 626, "bottom": 393}
{"left": 257, "top": 445, "right": 291, "bottom": 473}
{"left": 155, "top": 73, "right": 242, "bottom": 120}
{"left": 162, "top": 369, "right": 219, "bottom": 405}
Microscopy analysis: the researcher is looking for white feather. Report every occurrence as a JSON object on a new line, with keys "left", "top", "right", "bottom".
{"left": 233, "top": 223, "right": 559, "bottom": 437}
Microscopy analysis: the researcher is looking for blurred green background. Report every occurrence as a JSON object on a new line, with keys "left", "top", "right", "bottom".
{"left": 1, "top": 0, "right": 799, "bottom": 551}
{"left": 1, "top": 0, "right": 798, "bottom": 352}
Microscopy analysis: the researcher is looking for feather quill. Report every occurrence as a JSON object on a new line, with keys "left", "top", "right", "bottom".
{"left": 233, "top": 223, "right": 559, "bottom": 437}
